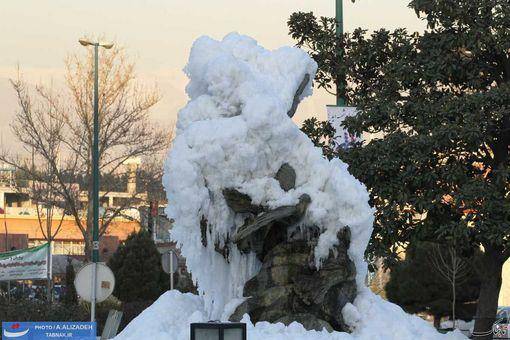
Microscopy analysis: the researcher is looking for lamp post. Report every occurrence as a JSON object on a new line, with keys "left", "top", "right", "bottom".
{"left": 78, "top": 38, "right": 114, "bottom": 323}
{"left": 327, "top": 1, "right": 360, "bottom": 150}
{"left": 336, "top": 0, "right": 346, "bottom": 107}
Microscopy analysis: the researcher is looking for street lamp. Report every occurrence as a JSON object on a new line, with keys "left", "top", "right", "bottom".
{"left": 78, "top": 38, "right": 114, "bottom": 323}
{"left": 79, "top": 39, "right": 114, "bottom": 50}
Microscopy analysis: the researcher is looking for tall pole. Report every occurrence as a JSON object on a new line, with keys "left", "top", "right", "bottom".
{"left": 336, "top": 0, "right": 346, "bottom": 107}
{"left": 170, "top": 250, "right": 174, "bottom": 291}
{"left": 3, "top": 207, "right": 9, "bottom": 303}
{"left": 90, "top": 43, "right": 100, "bottom": 323}
{"left": 92, "top": 43, "right": 100, "bottom": 265}
{"left": 79, "top": 38, "right": 113, "bottom": 326}
{"left": 46, "top": 204, "right": 52, "bottom": 304}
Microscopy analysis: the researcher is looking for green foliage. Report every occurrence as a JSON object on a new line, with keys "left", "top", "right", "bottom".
{"left": 290, "top": 2, "right": 510, "bottom": 331}
{"left": 386, "top": 242, "right": 480, "bottom": 323}
{"left": 289, "top": 1, "right": 510, "bottom": 264}
{"left": 0, "top": 297, "right": 88, "bottom": 322}
{"left": 79, "top": 297, "right": 121, "bottom": 333}
{"left": 0, "top": 296, "right": 120, "bottom": 335}
{"left": 108, "top": 231, "right": 169, "bottom": 303}
{"left": 119, "top": 300, "right": 153, "bottom": 330}
{"left": 62, "top": 260, "right": 78, "bottom": 305}
{"left": 288, "top": 12, "right": 342, "bottom": 97}
{"left": 300, "top": 117, "right": 337, "bottom": 159}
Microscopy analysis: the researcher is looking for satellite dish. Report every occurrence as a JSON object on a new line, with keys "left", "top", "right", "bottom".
{"left": 74, "top": 263, "right": 115, "bottom": 303}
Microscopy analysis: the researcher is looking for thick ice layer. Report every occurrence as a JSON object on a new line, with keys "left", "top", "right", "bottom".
{"left": 163, "top": 32, "right": 374, "bottom": 319}
{"left": 117, "top": 33, "right": 465, "bottom": 339}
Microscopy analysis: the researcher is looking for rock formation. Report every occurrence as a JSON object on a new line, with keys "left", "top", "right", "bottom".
{"left": 199, "top": 162, "right": 357, "bottom": 332}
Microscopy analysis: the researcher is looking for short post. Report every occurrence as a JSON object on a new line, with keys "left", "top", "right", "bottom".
{"left": 161, "top": 250, "right": 177, "bottom": 291}
{"left": 170, "top": 250, "right": 174, "bottom": 290}
{"left": 90, "top": 261, "right": 97, "bottom": 322}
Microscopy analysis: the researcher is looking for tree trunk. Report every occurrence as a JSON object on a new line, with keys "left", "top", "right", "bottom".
{"left": 473, "top": 247, "right": 504, "bottom": 339}
{"left": 83, "top": 234, "right": 91, "bottom": 262}
{"left": 452, "top": 278, "right": 456, "bottom": 330}
{"left": 46, "top": 206, "right": 53, "bottom": 304}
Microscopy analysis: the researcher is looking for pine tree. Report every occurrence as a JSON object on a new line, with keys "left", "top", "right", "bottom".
{"left": 62, "top": 257, "right": 78, "bottom": 305}
{"left": 108, "top": 231, "right": 168, "bottom": 303}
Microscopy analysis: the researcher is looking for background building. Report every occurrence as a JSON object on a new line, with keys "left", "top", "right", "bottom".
{"left": 0, "top": 160, "right": 173, "bottom": 261}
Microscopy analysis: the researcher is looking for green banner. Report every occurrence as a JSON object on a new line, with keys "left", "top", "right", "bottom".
{"left": 0, "top": 243, "right": 49, "bottom": 281}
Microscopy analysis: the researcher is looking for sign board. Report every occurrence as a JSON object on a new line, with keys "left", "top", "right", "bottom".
{"left": 0, "top": 243, "right": 49, "bottom": 281}
{"left": 74, "top": 263, "right": 115, "bottom": 303}
{"left": 161, "top": 250, "right": 178, "bottom": 274}
{"left": 2, "top": 322, "right": 96, "bottom": 339}
{"left": 326, "top": 105, "right": 361, "bottom": 150}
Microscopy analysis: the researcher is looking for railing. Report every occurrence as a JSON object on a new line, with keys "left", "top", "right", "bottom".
{"left": 5, "top": 207, "right": 40, "bottom": 216}
{"left": 4, "top": 207, "right": 68, "bottom": 216}
{"left": 0, "top": 179, "right": 30, "bottom": 188}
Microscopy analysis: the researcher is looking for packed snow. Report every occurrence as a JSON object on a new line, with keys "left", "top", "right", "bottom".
{"left": 115, "top": 33, "right": 465, "bottom": 339}
{"left": 117, "top": 291, "right": 465, "bottom": 340}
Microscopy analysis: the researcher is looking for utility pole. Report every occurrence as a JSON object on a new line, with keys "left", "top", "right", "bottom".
{"left": 328, "top": 0, "right": 358, "bottom": 150}
{"left": 336, "top": 0, "right": 346, "bottom": 107}
{"left": 46, "top": 203, "right": 53, "bottom": 303}
{"left": 2, "top": 206, "right": 10, "bottom": 303}
{"left": 78, "top": 38, "right": 114, "bottom": 323}
{"left": 91, "top": 43, "right": 99, "bottom": 323}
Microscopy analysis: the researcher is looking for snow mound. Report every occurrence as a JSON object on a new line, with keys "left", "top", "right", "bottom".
{"left": 116, "top": 290, "right": 465, "bottom": 340}
{"left": 116, "top": 33, "right": 465, "bottom": 340}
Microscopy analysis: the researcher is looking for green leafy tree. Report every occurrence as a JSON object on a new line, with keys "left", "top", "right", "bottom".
{"left": 108, "top": 231, "right": 168, "bottom": 303}
{"left": 289, "top": 1, "right": 510, "bottom": 337}
{"left": 300, "top": 117, "right": 336, "bottom": 159}
{"left": 386, "top": 242, "right": 480, "bottom": 329}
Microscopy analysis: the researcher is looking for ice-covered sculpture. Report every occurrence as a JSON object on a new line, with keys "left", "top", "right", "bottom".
{"left": 115, "top": 33, "right": 465, "bottom": 340}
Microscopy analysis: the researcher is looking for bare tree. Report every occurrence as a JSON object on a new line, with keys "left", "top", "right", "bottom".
{"left": 429, "top": 243, "right": 470, "bottom": 329}
{"left": 1, "top": 42, "right": 170, "bottom": 259}
{"left": 137, "top": 157, "right": 168, "bottom": 203}
{"left": 30, "top": 166, "right": 67, "bottom": 303}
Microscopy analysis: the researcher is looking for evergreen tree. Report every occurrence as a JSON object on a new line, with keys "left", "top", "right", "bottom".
{"left": 289, "top": 1, "right": 510, "bottom": 336}
{"left": 386, "top": 242, "right": 480, "bottom": 328}
{"left": 62, "top": 258, "right": 78, "bottom": 305}
{"left": 108, "top": 231, "right": 168, "bottom": 303}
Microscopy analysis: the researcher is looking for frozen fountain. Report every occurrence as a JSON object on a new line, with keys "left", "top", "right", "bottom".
{"left": 115, "top": 33, "right": 465, "bottom": 340}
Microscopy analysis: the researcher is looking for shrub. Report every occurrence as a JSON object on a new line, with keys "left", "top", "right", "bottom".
{"left": 108, "top": 231, "right": 168, "bottom": 303}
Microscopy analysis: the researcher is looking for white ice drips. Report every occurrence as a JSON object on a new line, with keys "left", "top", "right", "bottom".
{"left": 167, "top": 29, "right": 380, "bottom": 314}
{"left": 164, "top": 32, "right": 325, "bottom": 319}
{"left": 130, "top": 32, "right": 470, "bottom": 340}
